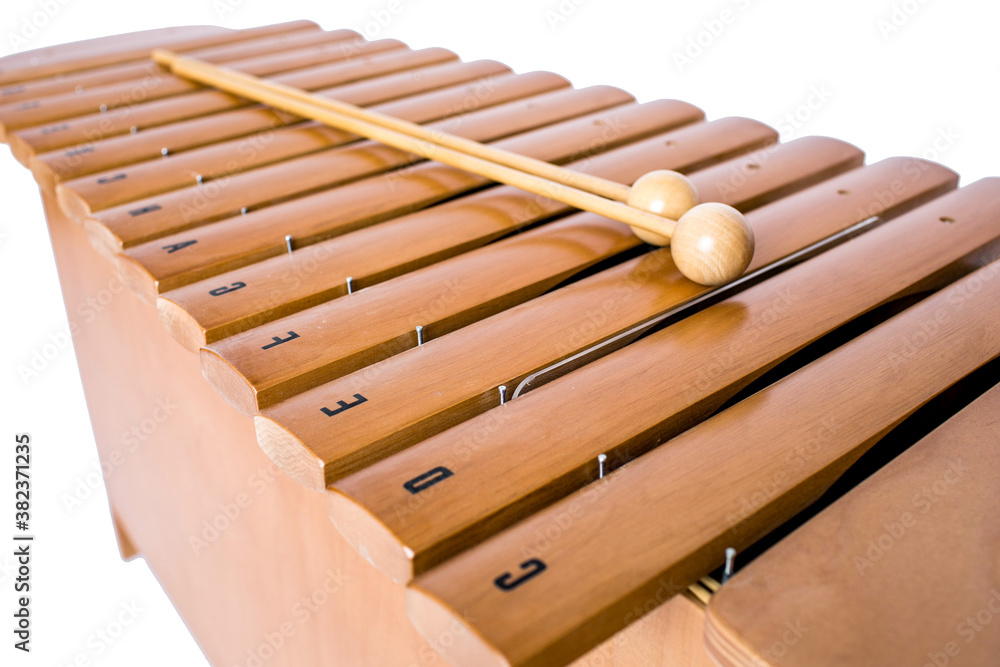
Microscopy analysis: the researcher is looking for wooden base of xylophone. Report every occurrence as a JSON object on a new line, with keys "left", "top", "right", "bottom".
{"left": 38, "top": 184, "right": 715, "bottom": 666}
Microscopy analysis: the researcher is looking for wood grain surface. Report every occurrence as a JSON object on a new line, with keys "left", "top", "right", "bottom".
{"left": 114, "top": 100, "right": 705, "bottom": 300}
{"left": 704, "top": 380, "right": 1000, "bottom": 667}
{"left": 0, "top": 21, "right": 317, "bottom": 88}
{"left": 0, "top": 29, "right": 356, "bottom": 138}
{"left": 23, "top": 44, "right": 457, "bottom": 180}
{"left": 93, "top": 83, "right": 628, "bottom": 251}
{"left": 253, "top": 137, "right": 881, "bottom": 492}
{"left": 327, "top": 177, "right": 998, "bottom": 585}
{"left": 0, "top": 26, "right": 336, "bottom": 108}
{"left": 57, "top": 70, "right": 570, "bottom": 216}
{"left": 10, "top": 38, "right": 413, "bottom": 158}
{"left": 406, "top": 258, "right": 1000, "bottom": 667}
{"left": 159, "top": 115, "right": 769, "bottom": 352}
{"left": 195, "top": 118, "right": 779, "bottom": 414}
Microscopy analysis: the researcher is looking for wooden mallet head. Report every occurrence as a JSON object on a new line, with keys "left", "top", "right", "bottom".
{"left": 627, "top": 170, "right": 755, "bottom": 286}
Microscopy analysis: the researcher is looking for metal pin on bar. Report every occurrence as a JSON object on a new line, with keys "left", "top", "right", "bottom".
{"left": 240, "top": 207, "right": 248, "bottom": 215}
{"left": 415, "top": 325, "right": 425, "bottom": 346}
{"left": 597, "top": 453, "right": 607, "bottom": 479}
{"left": 499, "top": 385, "right": 507, "bottom": 405}
{"left": 722, "top": 547, "right": 737, "bottom": 583}
{"left": 130, "top": 126, "right": 138, "bottom": 135}
{"left": 99, "top": 103, "right": 108, "bottom": 113}
{"left": 161, "top": 147, "right": 169, "bottom": 157}
{"left": 346, "top": 277, "right": 354, "bottom": 295}
{"left": 195, "top": 174, "right": 203, "bottom": 185}
{"left": 284, "top": 235, "right": 293, "bottom": 254}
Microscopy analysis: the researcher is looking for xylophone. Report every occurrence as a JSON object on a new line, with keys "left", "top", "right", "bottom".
{"left": 3, "top": 20, "right": 999, "bottom": 667}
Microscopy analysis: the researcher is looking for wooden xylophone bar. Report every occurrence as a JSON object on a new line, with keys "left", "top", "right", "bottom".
{"left": 0, "top": 26, "right": 359, "bottom": 136}
{"left": 407, "top": 257, "right": 1000, "bottom": 667}
{"left": 705, "top": 375, "right": 1000, "bottom": 666}
{"left": 108, "top": 96, "right": 683, "bottom": 256}
{"left": 24, "top": 42, "right": 456, "bottom": 179}
{"left": 166, "top": 116, "right": 771, "bottom": 352}
{"left": 325, "top": 176, "right": 1000, "bottom": 583}
{"left": 251, "top": 153, "right": 953, "bottom": 487}
{"left": 60, "top": 70, "right": 580, "bottom": 214}
{"left": 4, "top": 21, "right": 998, "bottom": 667}
{"left": 153, "top": 48, "right": 762, "bottom": 286}
{"left": 0, "top": 24, "right": 329, "bottom": 106}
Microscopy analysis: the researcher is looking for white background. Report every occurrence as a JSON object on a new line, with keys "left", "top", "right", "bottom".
{"left": 0, "top": 0, "right": 996, "bottom": 665}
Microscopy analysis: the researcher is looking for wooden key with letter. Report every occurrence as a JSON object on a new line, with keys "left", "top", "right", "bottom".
{"left": 406, "top": 258, "right": 1000, "bottom": 667}
{"left": 327, "top": 179, "right": 1000, "bottom": 583}
{"left": 255, "top": 153, "right": 950, "bottom": 488}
